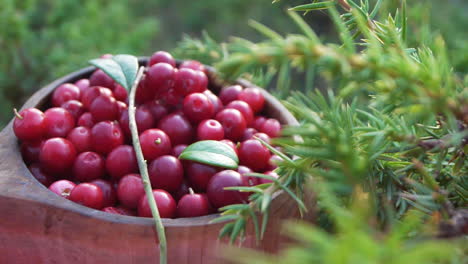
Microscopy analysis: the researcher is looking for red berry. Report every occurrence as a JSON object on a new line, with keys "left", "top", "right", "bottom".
{"left": 206, "top": 170, "right": 246, "bottom": 209}
{"left": 40, "top": 138, "right": 77, "bottom": 175}
{"left": 186, "top": 162, "right": 218, "bottom": 192}
{"left": 157, "top": 113, "right": 194, "bottom": 145}
{"left": 29, "top": 163, "right": 54, "bottom": 186}
{"left": 135, "top": 77, "right": 155, "bottom": 104}
{"left": 220, "top": 139, "right": 238, "bottom": 155}
{"left": 241, "top": 128, "right": 258, "bottom": 141}
{"left": 90, "top": 121, "right": 124, "bottom": 155}
{"left": 113, "top": 84, "right": 128, "bottom": 102}
{"left": 81, "top": 86, "right": 113, "bottom": 109}
{"left": 74, "top": 79, "right": 90, "bottom": 95}
{"left": 119, "top": 106, "right": 154, "bottom": 136}
{"left": 138, "top": 189, "right": 176, "bottom": 218}
{"left": 183, "top": 93, "right": 214, "bottom": 123}
{"left": 260, "top": 118, "right": 281, "bottom": 138}
{"left": 237, "top": 165, "right": 258, "bottom": 187}
{"left": 226, "top": 100, "right": 254, "bottom": 125}
{"left": 252, "top": 132, "right": 271, "bottom": 144}
{"left": 89, "top": 95, "right": 118, "bottom": 122}
{"left": 259, "top": 170, "right": 279, "bottom": 184}
{"left": 219, "top": 85, "right": 242, "bottom": 105}
{"left": 77, "top": 112, "right": 95, "bottom": 128}
{"left": 148, "top": 155, "right": 184, "bottom": 193}
{"left": 21, "top": 141, "right": 43, "bottom": 164}
{"left": 13, "top": 108, "right": 46, "bottom": 142}
{"left": 149, "top": 51, "right": 176, "bottom": 67}
{"left": 106, "top": 145, "right": 138, "bottom": 180}
{"left": 139, "top": 129, "right": 172, "bottom": 160}
{"left": 49, "top": 180, "right": 76, "bottom": 199}
{"left": 179, "top": 60, "right": 205, "bottom": 72}
{"left": 161, "top": 88, "right": 183, "bottom": 106}
{"left": 197, "top": 119, "right": 224, "bottom": 140}
{"left": 143, "top": 100, "right": 168, "bottom": 123}
{"left": 176, "top": 192, "right": 212, "bottom": 218}
{"left": 117, "top": 174, "right": 145, "bottom": 209}
{"left": 43, "top": 107, "right": 75, "bottom": 138}
{"left": 61, "top": 100, "right": 84, "bottom": 120}
{"left": 172, "top": 180, "right": 190, "bottom": 201}
{"left": 51, "top": 83, "right": 81, "bottom": 107}
{"left": 174, "top": 68, "right": 200, "bottom": 97}
{"left": 72, "top": 151, "right": 105, "bottom": 181}
{"left": 69, "top": 183, "right": 104, "bottom": 209}
{"left": 238, "top": 139, "right": 271, "bottom": 171}
{"left": 172, "top": 144, "right": 187, "bottom": 157}
{"left": 67, "top": 126, "right": 92, "bottom": 153}
{"left": 267, "top": 155, "right": 283, "bottom": 170}
{"left": 146, "top": 63, "right": 176, "bottom": 96}
{"left": 89, "top": 69, "right": 114, "bottom": 89}
{"left": 215, "top": 109, "right": 247, "bottom": 142}
{"left": 90, "top": 179, "right": 117, "bottom": 208}
{"left": 194, "top": 71, "right": 208, "bottom": 93}
{"left": 203, "top": 90, "right": 223, "bottom": 114}
{"left": 116, "top": 101, "right": 128, "bottom": 116}
{"left": 238, "top": 87, "right": 265, "bottom": 113}
{"left": 252, "top": 116, "right": 267, "bottom": 131}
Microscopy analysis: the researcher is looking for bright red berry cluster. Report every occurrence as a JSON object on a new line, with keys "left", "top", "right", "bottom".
{"left": 13, "top": 51, "right": 283, "bottom": 218}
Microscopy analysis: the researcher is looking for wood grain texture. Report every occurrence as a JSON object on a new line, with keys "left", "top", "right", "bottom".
{"left": 0, "top": 59, "right": 313, "bottom": 263}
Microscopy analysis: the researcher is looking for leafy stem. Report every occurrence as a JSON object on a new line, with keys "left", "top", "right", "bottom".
{"left": 128, "top": 66, "right": 167, "bottom": 264}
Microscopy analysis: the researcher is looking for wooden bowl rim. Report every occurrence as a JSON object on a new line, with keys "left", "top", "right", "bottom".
{"left": 0, "top": 57, "right": 298, "bottom": 227}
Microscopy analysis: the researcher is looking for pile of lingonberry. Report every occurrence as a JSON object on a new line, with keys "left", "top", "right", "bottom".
{"left": 13, "top": 51, "right": 282, "bottom": 218}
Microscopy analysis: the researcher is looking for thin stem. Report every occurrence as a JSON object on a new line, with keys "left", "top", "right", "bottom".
{"left": 128, "top": 66, "right": 167, "bottom": 264}
{"left": 13, "top": 108, "right": 23, "bottom": 119}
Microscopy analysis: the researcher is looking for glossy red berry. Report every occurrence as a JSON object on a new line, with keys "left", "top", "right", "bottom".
{"left": 219, "top": 85, "right": 243, "bottom": 105}
{"left": 116, "top": 101, "right": 128, "bottom": 116}
{"left": 203, "top": 90, "right": 223, "bottom": 114}
{"left": 119, "top": 106, "right": 154, "bottom": 136}
{"left": 51, "top": 83, "right": 81, "bottom": 107}
{"left": 40, "top": 138, "right": 77, "bottom": 175}
{"left": 49, "top": 180, "right": 76, "bottom": 199}
{"left": 89, "top": 69, "right": 114, "bottom": 89}
{"left": 148, "top": 51, "right": 176, "bottom": 67}
{"left": 226, "top": 100, "right": 254, "bottom": 125}
{"left": 215, "top": 109, "right": 247, "bottom": 142}
{"left": 146, "top": 63, "right": 176, "bottom": 95}
{"left": 252, "top": 132, "right": 271, "bottom": 144}
{"left": 61, "top": 100, "right": 84, "bottom": 120}
{"left": 21, "top": 141, "right": 43, "bottom": 164}
{"left": 81, "top": 86, "right": 113, "bottom": 109}
{"left": 43, "top": 107, "right": 75, "bottom": 138}
{"left": 90, "top": 179, "right": 117, "bottom": 208}
{"left": 238, "top": 87, "right": 265, "bottom": 113}
{"left": 139, "top": 129, "right": 172, "bottom": 160}
{"left": 67, "top": 126, "right": 92, "bottom": 153}
{"left": 172, "top": 144, "right": 187, "bottom": 157}
{"left": 183, "top": 93, "right": 214, "bottom": 123}
{"left": 206, "top": 170, "right": 246, "bottom": 209}
{"left": 260, "top": 118, "right": 281, "bottom": 138}
{"left": 13, "top": 108, "right": 46, "bottom": 142}
{"left": 258, "top": 170, "right": 279, "bottom": 184}
{"left": 267, "top": 155, "right": 283, "bottom": 170}
{"left": 179, "top": 60, "right": 205, "bottom": 72}
{"left": 135, "top": 77, "right": 155, "bottom": 104}
{"left": 194, "top": 71, "right": 208, "bottom": 93}
{"left": 113, "top": 84, "right": 128, "bottom": 102}
{"left": 117, "top": 174, "right": 145, "bottom": 209}
{"left": 74, "top": 79, "right": 90, "bottom": 95}
{"left": 148, "top": 155, "right": 183, "bottom": 192}
{"left": 237, "top": 165, "right": 258, "bottom": 187}
{"left": 72, "top": 151, "right": 105, "bottom": 181}
{"left": 197, "top": 119, "right": 224, "bottom": 140}
{"left": 106, "top": 145, "right": 138, "bottom": 180}
{"left": 174, "top": 68, "right": 200, "bottom": 97}
{"left": 238, "top": 139, "right": 271, "bottom": 171}
{"left": 143, "top": 100, "right": 168, "bottom": 122}
{"left": 186, "top": 162, "right": 218, "bottom": 192}
{"left": 176, "top": 191, "right": 212, "bottom": 218}
{"left": 77, "top": 112, "right": 95, "bottom": 128}
{"left": 69, "top": 183, "right": 104, "bottom": 209}
{"left": 89, "top": 95, "right": 118, "bottom": 122}
{"left": 220, "top": 139, "right": 238, "bottom": 155}
{"left": 90, "top": 121, "right": 124, "bottom": 155}
{"left": 252, "top": 116, "right": 267, "bottom": 131}
{"left": 241, "top": 128, "right": 258, "bottom": 141}
{"left": 29, "top": 163, "right": 54, "bottom": 186}
{"left": 157, "top": 113, "right": 194, "bottom": 145}
{"left": 138, "top": 189, "right": 176, "bottom": 218}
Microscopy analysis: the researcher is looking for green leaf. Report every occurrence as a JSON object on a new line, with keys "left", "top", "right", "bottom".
{"left": 89, "top": 54, "right": 138, "bottom": 91}
{"left": 289, "top": 1, "right": 335, "bottom": 12}
{"left": 179, "top": 140, "right": 239, "bottom": 169}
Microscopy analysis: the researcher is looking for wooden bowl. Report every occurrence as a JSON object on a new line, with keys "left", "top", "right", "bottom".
{"left": 0, "top": 59, "right": 305, "bottom": 263}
